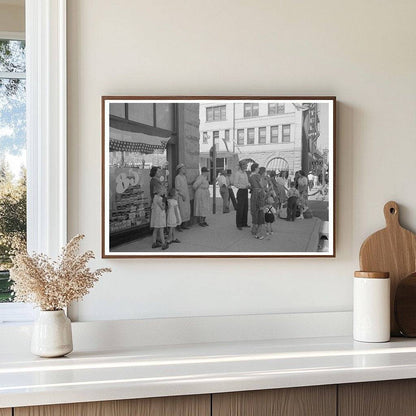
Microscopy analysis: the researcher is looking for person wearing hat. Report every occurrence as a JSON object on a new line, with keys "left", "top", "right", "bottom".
{"left": 174, "top": 163, "right": 191, "bottom": 230}
{"left": 193, "top": 166, "right": 210, "bottom": 226}
{"left": 233, "top": 160, "right": 250, "bottom": 230}
{"left": 217, "top": 170, "right": 230, "bottom": 213}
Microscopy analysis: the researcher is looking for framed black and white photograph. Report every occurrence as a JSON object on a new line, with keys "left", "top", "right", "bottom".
{"left": 102, "top": 96, "right": 335, "bottom": 258}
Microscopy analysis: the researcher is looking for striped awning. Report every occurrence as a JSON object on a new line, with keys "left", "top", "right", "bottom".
{"left": 109, "top": 127, "right": 170, "bottom": 154}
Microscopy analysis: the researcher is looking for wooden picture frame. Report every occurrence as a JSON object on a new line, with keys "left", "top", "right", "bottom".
{"left": 102, "top": 96, "right": 336, "bottom": 258}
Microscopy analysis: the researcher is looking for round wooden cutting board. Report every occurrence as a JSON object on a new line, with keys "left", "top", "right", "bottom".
{"left": 359, "top": 201, "right": 416, "bottom": 336}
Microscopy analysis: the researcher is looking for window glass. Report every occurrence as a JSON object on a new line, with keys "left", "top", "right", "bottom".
{"left": 224, "top": 129, "right": 229, "bottom": 141}
{"left": 237, "top": 129, "right": 244, "bottom": 145}
{"left": 259, "top": 127, "right": 266, "bottom": 144}
{"left": 244, "top": 103, "right": 259, "bottom": 117}
{"left": 282, "top": 124, "right": 291, "bottom": 142}
{"left": 155, "top": 103, "right": 174, "bottom": 130}
{"left": 247, "top": 128, "right": 255, "bottom": 144}
{"left": 244, "top": 103, "right": 252, "bottom": 118}
{"left": 128, "top": 103, "right": 154, "bottom": 126}
{"left": 268, "top": 103, "right": 285, "bottom": 115}
{"left": 0, "top": 39, "right": 27, "bottom": 303}
{"left": 206, "top": 107, "right": 213, "bottom": 122}
{"left": 214, "top": 107, "right": 220, "bottom": 121}
{"left": 0, "top": 40, "right": 25, "bottom": 73}
{"left": 202, "top": 132, "right": 209, "bottom": 144}
{"left": 206, "top": 105, "right": 226, "bottom": 121}
{"left": 220, "top": 106, "right": 226, "bottom": 120}
{"left": 271, "top": 126, "right": 279, "bottom": 143}
{"left": 110, "top": 103, "right": 125, "bottom": 118}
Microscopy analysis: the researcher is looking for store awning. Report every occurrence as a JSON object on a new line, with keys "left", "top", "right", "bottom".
{"left": 109, "top": 127, "right": 170, "bottom": 154}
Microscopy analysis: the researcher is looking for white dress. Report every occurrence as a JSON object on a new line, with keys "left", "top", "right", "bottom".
{"left": 193, "top": 175, "right": 210, "bottom": 217}
{"left": 166, "top": 199, "right": 182, "bottom": 227}
{"left": 150, "top": 195, "right": 166, "bottom": 228}
{"left": 175, "top": 174, "right": 191, "bottom": 222}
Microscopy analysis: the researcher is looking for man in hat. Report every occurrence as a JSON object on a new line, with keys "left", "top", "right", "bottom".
{"left": 217, "top": 170, "right": 230, "bottom": 213}
{"left": 233, "top": 160, "right": 250, "bottom": 230}
{"left": 175, "top": 163, "right": 191, "bottom": 229}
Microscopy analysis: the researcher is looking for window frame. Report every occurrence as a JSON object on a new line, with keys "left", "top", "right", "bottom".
{"left": 206, "top": 105, "right": 226, "bottom": 122}
{"left": 224, "top": 129, "right": 229, "bottom": 142}
{"left": 237, "top": 128, "right": 245, "bottom": 145}
{"left": 0, "top": 0, "right": 67, "bottom": 324}
{"left": 247, "top": 128, "right": 255, "bottom": 145}
{"left": 268, "top": 103, "right": 285, "bottom": 115}
{"left": 270, "top": 125, "right": 279, "bottom": 143}
{"left": 244, "top": 103, "right": 259, "bottom": 118}
{"left": 282, "top": 124, "right": 291, "bottom": 143}
{"left": 258, "top": 127, "right": 266, "bottom": 144}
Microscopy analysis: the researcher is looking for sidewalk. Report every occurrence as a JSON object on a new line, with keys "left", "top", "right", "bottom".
{"left": 112, "top": 202, "right": 323, "bottom": 254}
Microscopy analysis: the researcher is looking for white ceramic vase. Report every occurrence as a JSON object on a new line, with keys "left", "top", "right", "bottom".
{"left": 31, "top": 310, "right": 73, "bottom": 358}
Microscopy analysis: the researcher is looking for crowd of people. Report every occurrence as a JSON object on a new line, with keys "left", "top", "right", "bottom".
{"left": 148, "top": 161, "right": 321, "bottom": 249}
{"left": 231, "top": 160, "right": 311, "bottom": 240}
{"left": 149, "top": 163, "right": 214, "bottom": 250}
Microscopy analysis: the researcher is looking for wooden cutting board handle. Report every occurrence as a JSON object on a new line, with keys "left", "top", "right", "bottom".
{"left": 359, "top": 201, "right": 416, "bottom": 336}
{"left": 383, "top": 201, "right": 400, "bottom": 229}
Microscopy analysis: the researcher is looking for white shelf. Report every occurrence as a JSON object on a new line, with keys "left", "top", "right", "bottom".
{"left": 2, "top": 335, "right": 416, "bottom": 408}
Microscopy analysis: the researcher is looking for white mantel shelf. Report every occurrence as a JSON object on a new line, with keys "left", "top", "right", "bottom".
{"left": 2, "top": 336, "right": 416, "bottom": 408}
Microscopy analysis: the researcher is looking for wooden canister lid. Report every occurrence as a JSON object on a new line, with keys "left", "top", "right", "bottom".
{"left": 354, "top": 271, "right": 390, "bottom": 279}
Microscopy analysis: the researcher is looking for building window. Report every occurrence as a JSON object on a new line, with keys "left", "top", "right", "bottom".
{"left": 213, "top": 130, "right": 219, "bottom": 142}
{"left": 247, "top": 128, "right": 255, "bottom": 145}
{"left": 224, "top": 129, "right": 229, "bottom": 141}
{"left": 268, "top": 103, "right": 285, "bottom": 115}
{"left": 237, "top": 129, "right": 245, "bottom": 145}
{"left": 206, "top": 105, "right": 226, "bottom": 122}
{"left": 244, "top": 103, "right": 259, "bottom": 118}
{"left": 202, "top": 132, "right": 209, "bottom": 144}
{"left": 282, "top": 124, "right": 291, "bottom": 143}
{"left": 259, "top": 127, "right": 266, "bottom": 144}
{"left": 271, "top": 126, "right": 279, "bottom": 143}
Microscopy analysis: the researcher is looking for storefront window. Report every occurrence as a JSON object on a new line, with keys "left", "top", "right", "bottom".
{"left": 128, "top": 103, "right": 153, "bottom": 125}
{"left": 156, "top": 103, "right": 174, "bottom": 130}
{"left": 108, "top": 103, "right": 176, "bottom": 247}
{"left": 110, "top": 103, "right": 125, "bottom": 118}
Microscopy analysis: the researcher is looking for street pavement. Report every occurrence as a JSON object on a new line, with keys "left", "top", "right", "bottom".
{"left": 112, "top": 196, "right": 324, "bottom": 254}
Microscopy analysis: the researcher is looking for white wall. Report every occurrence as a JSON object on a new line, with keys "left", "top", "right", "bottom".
{"left": 67, "top": 0, "right": 416, "bottom": 322}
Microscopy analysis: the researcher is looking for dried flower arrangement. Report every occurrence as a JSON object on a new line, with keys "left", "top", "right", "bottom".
{"left": 10, "top": 234, "right": 111, "bottom": 311}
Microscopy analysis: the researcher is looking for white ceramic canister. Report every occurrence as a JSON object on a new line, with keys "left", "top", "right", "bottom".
{"left": 353, "top": 271, "right": 390, "bottom": 343}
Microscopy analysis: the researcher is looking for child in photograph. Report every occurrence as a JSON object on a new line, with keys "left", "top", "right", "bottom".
{"left": 151, "top": 185, "right": 168, "bottom": 250}
{"left": 166, "top": 188, "right": 182, "bottom": 244}
{"left": 264, "top": 196, "right": 277, "bottom": 238}
{"left": 286, "top": 182, "right": 300, "bottom": 222}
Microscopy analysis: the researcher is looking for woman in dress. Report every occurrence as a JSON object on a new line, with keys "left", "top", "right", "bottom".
{"left": 150, "top": 185, "right": 168, "bottom": 250}
{"left": 149, "top": 166, "right": 162, "bottom": 200}
{"left": 297, "top": 170, "right": 309, "bottom": 220}
{"left": 174, "top": 164, "right": 191, "bottom": 229}
{"left": 270, "top": 171, "right": 287, "bottom": 209}
{"left": 193, "top": 167, "right": 210, "bottom": 226}
{"left": 249, "top": 163, "right": 266, "bottom": 238}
